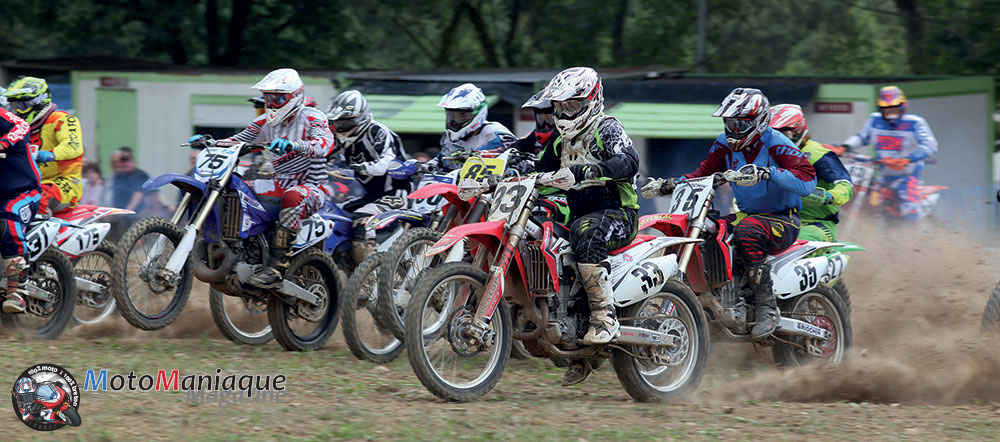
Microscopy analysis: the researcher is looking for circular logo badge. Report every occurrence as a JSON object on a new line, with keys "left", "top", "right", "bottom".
{"left": 10, "top": 363, "right": 82, "bottom": 431}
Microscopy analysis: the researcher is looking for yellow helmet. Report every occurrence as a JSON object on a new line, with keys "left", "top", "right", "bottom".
{"left": 3, "top": 77, "right": 52, "bottom": 124}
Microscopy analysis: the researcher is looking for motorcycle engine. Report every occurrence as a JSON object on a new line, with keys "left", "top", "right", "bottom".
{"left": 715, "top": 280, "right": 749, "bottom": 330}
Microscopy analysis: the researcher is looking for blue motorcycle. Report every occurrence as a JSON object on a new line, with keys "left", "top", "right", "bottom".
{"left": 110, "top": 138, "right": 346, "bottom": 351}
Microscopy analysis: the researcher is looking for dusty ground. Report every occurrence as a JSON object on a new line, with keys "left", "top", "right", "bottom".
{"left": 3, "top": 214, "right": 1000, "bottom": 441}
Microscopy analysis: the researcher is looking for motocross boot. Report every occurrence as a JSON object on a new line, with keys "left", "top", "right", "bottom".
{"left": 561, "top": 359, "right": 602, "bottom": 386}
{"left": 580, "top": 263, "right": 619, "bottom": 345}
{"left": 248, "top": 227, "right": 296, "bottom": 289}
{"left": 2, "top": 257, "right": 27, "bottom": 314}
{"left": 748, "top": 264, "right": 779, "bottom": 340}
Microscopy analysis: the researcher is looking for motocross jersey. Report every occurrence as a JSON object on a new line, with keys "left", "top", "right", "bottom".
{"left": 224, "top": 107, "right": 335, "bottom": 189}
{"left": 0, "top": 109, "right": 42, "bottom": 195}
{"left": 800, "top": 140, "right": 852, "bottom": 223}
{"left": 685, "top": 128, "right": 816, "bottom": 214}
{"left": 335, "top": 121, "right": 409, "bottom": 197}
{"left": 843, "top": 113, "right": 938, "bottom": 177}
{"left": 31, "top": 106, "right": 84, "bottom": 206}
{"left": 537, "top": 116, "right": 640, "bottom": 216}
{"left": 430, "top": 121, "right": 517, "bottom": 171}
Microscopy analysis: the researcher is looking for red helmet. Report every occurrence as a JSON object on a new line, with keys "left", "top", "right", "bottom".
{"left": 713, "top": 88, "right": 770, "bottom": 152}
{"left": 768, "top": 104, "right": 809, "bottom": 147}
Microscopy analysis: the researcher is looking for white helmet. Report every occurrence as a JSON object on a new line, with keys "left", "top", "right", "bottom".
{"left": 252, "top": 68, "right": 305, "bottom": 127}
{"left": 0, "top": 87, "right": 7, "bottom": 110}
{"left": 327, "top": 90, "right": 373, "bottom": 145}
{"left": 437, "top": 83, "right": 488, "bottom": 142}
{"left": 541, "top": 67, "right": 604, "bottom": 141}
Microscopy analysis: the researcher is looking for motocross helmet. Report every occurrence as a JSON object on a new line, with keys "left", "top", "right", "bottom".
{"left": 713, "top": 88, "right": 770, "bottom": 152}
{"left": 522, "top": 90, "right": 556, "bottom": 146}
{"left": 14, "top": 377, "right": 37, "bottom": 406}
{"left": 541, "top": 67, "right": 604, "bottom": 141}
{"left": 326, "top": 90, "right": 373, "bottom": 145}
{"left": 768, "top": 104, "right": 810, "bottom": 148}
{"left": 877, "top": 85, "right": 907, "bottom": 122}
{"left": 437, "top": 83, "right": 488, "bottom": 143}
{"left": 0, "top": 87, "right": 7, "bottom": 110}
{"left": 252, "top": 68, "right": 305, "bottom": 127}
{"left": 4, "top": 77, "right": 53, "bottom": 125}
{"left": 248, "top": 94, "right": 266, "bottom": 116}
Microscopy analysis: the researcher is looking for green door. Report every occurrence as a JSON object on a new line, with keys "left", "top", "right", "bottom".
{"left": 96, "top": 89, "right": 138, "bottom": 173}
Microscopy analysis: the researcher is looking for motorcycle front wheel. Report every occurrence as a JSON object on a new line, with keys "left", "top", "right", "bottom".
{"left": 612, "top": 281, "right": 708, "bottom": 402}
{"left": 341, "top": 252, "right": 404, "bottom": 363}
{"left": 404, "top": 262, "right": 511, "bottom": 402}
{"left": 209, "top": 288, "right": 272, "bottom": 345}
{"left": 267, "top": 248, "right": 342, "bottom": 351}
{"left": 71, "top": 243, "right": 118, "bottom": 326}
{"left": 110, "top": 217, "right": 192, "bottom": 331}
{"left": 378, "top": 227, "right": 443, "bottom": 341}
{"left": 3, "top": 249, "right": 77, "bottom": 339}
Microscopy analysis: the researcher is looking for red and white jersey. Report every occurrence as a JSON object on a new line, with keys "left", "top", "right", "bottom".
{"left": 224, "top": 107, "right": 335, "bottom": 188}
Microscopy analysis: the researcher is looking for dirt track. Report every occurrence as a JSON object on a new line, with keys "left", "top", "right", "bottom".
{"left": 3, "top": 215, "right": 1000, "bottom": 440}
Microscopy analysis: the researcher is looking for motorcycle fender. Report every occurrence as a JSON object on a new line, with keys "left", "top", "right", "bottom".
{"left": 24, "top": 220, "right": 62, "bottom": 262}
{"left": 290, "top": 215, "right": 336, "bottom": 253}
{"left": 375, "top": 227, "right": 405, "bottom": 253}
{"left": 409, "top": 183, "right": 469, "bottom": 208}
{"left": 611, "top": 254, "right": 681, "bottom": 308}
{"left": 56, "top": 222, "right": 110, "bottom": 258}
{"left": 638, "top": 213, "right": 688, "bottom": 236}
{"left": 366, "top": 209, "right": 425, "bottom": 231}
{"left": 142, "top": 173, "right": 206, "bottom": 194}
{"left": 772, "top": 254, "right": 850, "bottom": 300}
{"left": 425, "top": 220, "right": 505, "bottom": 258}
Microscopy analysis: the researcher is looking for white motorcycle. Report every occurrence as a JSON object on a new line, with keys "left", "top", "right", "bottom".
{"left": 1, "top": 217, "right": 77, "bottom": 338}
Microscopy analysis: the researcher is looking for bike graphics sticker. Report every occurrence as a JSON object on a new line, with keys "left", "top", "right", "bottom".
{"left": 11, "top": 363, "right": 82, "bottom": 431}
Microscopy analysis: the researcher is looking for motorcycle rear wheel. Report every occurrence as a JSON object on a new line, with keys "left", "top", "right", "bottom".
{"left": 341, "top": 252, "right": 404, "bottom": 363}
{"left": 772, "top": 284, "right": 852, "bottom": 366}
{"left": 209, "top": 288, "right": 273, "bottom": 345}
{"left": 405, "top": 262, "right": 511, "bottom": 402}
{"left": 110, "top": 217, "right": 192, "bottom": 331}
{"left": 3, "top": 249, "right": 77, "bottom": 339}
{"left": 267, "top": 248, "right": 342, "bottom": 351}
{"left": 378, "top": 227, "right": 443, "bottom": 341}
{"left": 611, "top": 281, "right": 708, "bottom": 402}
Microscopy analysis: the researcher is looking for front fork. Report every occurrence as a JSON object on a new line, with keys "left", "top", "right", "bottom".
{"left": 676, "top": 199, "right": 712, "bottom": 279}
{"left": 163, "top": 170, "right": 233, "bottom": 275}
{"left": 472, "top": 192, "right": 538, "bottom": 328}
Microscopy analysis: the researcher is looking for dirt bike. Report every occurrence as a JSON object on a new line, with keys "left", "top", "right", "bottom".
{"left": 403, "top": 169, "right": 709, "bottom": 402}
{"left": 840, "top": 153, "right": 947, "bottom": 219}
{"left": 339, "top": 162, "right": 461, "bottom": 363}
{"left": 110, "top": 138, "right": 343, "bottom": 351}
{"left": 51, "top": 205, "right": 135, "bottom": 326}
{"left": 644, "top": 168, "right": 858, "bottom": 365}
{"left": 0, "top": 216, "right": 77, "bottom": 339}
{"left": 15, "top": 381, "right": 81, "bottom": 427}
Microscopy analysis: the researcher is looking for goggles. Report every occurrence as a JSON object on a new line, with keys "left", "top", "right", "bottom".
{"left": 552, "top": 98, "right": 586, "bottom": 120}
{"left": 723, "top": 117, "right": 755, "bottom": 136}
{"left": 332, "top": 118, "right": 359, "bottom": 133}
{"left": 446, "top": 109, "right": 474, "bottom": 130}
{"left": 263, "top": 92, "right": 296, "bottom": 109}
{"left": 534, "top": 111, "right": 555, "bottom": 129}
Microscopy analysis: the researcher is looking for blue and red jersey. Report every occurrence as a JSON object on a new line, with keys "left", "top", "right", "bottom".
{"left": 0, "top": 109, "right": 42, "bottom": 196}
{"left": 843, "top": 113, "right": 937, "bottom": 177}
{"left": 685, "top": 128, "right": 816, "bottom": 214}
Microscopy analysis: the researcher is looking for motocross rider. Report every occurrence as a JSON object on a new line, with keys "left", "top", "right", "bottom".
{"left": 835, "top": 86, "right": 937, "bottom": 220}
{"left": 769, "top": 104, "right": 852, "bottom": 241}
{"left": 3, "top": 77, "right": 84, "bottom": 215}
{"left": 0, "top": 107, "right": 42, "bottom": 313}
{"left": 536, "top": 67, "right": 641, "bottom": 386}
{"left": 189, "top": 68, "right": 335, "bottom": 288}
{"left": 642, "top": 88, "right": 816, "bottom": 341}
{"left": 326, "top": 89, "right": 410, "bottom": 264}
{"left": 509, "top": 90, "right": 570, "bottom": 224}
{"left": 426, "top": 83, "right": 517, "bottom": 172}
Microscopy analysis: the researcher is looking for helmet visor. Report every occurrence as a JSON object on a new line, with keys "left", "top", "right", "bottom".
{"left": 332, "top": 117, "right": 359, "bottom": 133}
{"left": 263, "top": 92, "right": 296, "bottom": 109}
{"left": 552, "top": 98, "right": 586, "bottom": 120}
{"left": 446, "top": 109, "right": 474, "bottom": 131}
{"left": 723, "top": 117, "right": 755, "bottom": 137}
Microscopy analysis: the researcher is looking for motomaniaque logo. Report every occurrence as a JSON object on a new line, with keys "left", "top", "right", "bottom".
{"left": 11, "top": 363, "right": 82, "bottom": 431}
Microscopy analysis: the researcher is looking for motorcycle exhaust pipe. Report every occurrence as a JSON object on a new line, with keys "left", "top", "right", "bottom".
{"left": 512, "top": 299, "right": 548, "bottom": 341}
{"left": 191, "top": 240, "right": 236, "bottom": 284}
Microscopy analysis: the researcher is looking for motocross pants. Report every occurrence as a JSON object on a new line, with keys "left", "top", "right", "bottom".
{"left": 798, "top": 219, "right": 837, "bottom": 242}
{"left": 881, "top": 174, "right": 920, "bottom": 219}
{"left": 39, "top": 177, "right": 80, "bottom": 215}
{"left": 724, "top": 210, "right": 800, "bottom": 267}
{"left": 0, "top": 190, "right": 41, "bottom": 257}
{"left": 569, "top": 208, "right": 637, "bottom": 264}
{"left": 252, "top": 180, "right": 324, "bottom": 231}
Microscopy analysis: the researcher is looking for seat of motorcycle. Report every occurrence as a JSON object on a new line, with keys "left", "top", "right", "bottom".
{"left": 56, "top": 205, "right": 99, "bottom": 220}
{"left": 610, "top": 234, "right": 657, "bottom": 256}
{"left": 530, "top": 214, "right": 570, "bottom": 240}
{"left": 769, "top": 239, "right": 809, "bottom": 258}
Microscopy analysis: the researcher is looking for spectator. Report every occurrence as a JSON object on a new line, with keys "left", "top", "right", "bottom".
{"left": 110, "top": 147, "right": 150, "bottom": 212}
{"left": 80, "top": 161, "right": 107, "bottom": 206}
{"left": 412, "top": 151, "right": 431, "bottom": 162}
